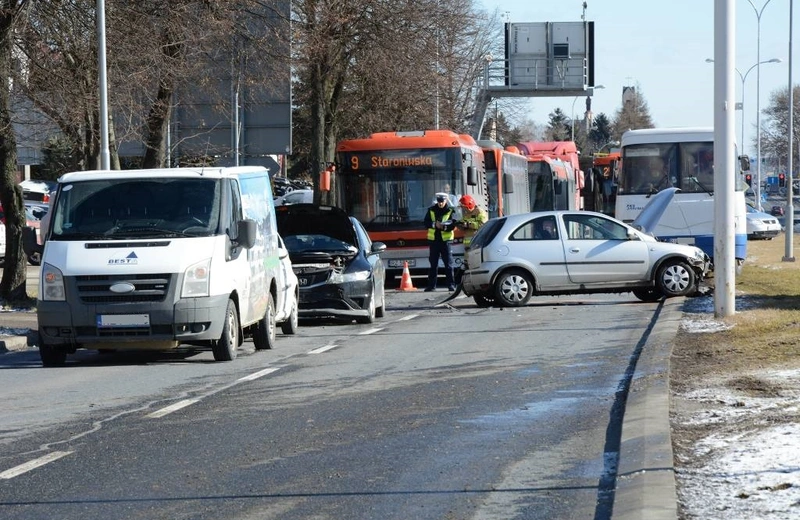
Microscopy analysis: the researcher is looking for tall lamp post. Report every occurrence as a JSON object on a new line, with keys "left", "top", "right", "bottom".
{"left": 705, "top": 58, "right": 782, "bottom": 163}
{"left": 748, "top": 0, "right": 774, "bottom": 211}
{"left": 571, "top": 85, "right": 604, "bottom": 141}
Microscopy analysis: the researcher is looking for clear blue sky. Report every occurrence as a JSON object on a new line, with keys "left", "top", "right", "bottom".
{"left": 478, "top": 0, "right": 794, "bottom": 156}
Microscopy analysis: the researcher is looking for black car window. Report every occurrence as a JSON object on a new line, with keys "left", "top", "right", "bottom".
{"left": 469, "top": 218, "right": 504, "bottom": 248}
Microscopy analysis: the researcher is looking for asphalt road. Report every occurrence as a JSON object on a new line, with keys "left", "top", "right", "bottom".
{"left": 0, "top": 290, "right": 671, "bottom": 520}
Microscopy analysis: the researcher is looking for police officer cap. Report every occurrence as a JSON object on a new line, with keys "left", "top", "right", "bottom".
{"left": 435, "top": 192, "right": 449, "bottom": 202}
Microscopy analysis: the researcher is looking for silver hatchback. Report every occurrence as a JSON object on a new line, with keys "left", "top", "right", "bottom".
{"left": 461, "top": 190, "right": 711, "bottom": 307}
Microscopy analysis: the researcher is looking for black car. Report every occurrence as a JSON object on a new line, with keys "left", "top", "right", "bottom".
{"left": 276, "top": 204, "right": 387, "bottom": 323}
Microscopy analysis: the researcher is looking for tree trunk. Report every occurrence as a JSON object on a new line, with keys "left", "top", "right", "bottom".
{"left": 0, "top": 7, "right": 30, "bottom": 303}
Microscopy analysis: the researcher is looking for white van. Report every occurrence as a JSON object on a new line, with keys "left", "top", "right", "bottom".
{"left": 36, "top": 166, "right": 297, "bottom": 366}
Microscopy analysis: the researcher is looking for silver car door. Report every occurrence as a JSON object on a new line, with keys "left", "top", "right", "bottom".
{"left": 561, "top": 213, "right": 651, "bottom": 284}
{"left": 510, "top": 215, "right": 570, "bottom": 288}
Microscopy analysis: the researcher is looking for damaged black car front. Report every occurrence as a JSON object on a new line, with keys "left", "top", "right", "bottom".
{"left": 276, "top": 204, "right": 387, "bottom": 324}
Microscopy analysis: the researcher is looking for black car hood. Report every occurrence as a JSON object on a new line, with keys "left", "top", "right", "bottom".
{"left": 276, "top": 204, "right": 357, "bottom": 246}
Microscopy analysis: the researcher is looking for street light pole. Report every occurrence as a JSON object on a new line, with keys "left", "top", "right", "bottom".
{"left": 705, "top": 57, "right": 781, "bottom": 180}
{"left": 748, "top": 0, "right": 774, "bottom": 211}
{"left": 571, "top": 84, "right": 604, "bottom": 142}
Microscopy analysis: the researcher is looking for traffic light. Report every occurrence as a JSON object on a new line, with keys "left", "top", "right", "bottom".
{"left": 745, "top": 173, "right": 753, "bottom": 187}
{"left": 779, "top": 173, "right": 786, "bottom": 188}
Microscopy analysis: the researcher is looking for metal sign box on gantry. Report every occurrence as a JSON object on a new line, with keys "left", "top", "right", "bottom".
{"left": 504, "top": 21, "right": 595, "bottom": 94}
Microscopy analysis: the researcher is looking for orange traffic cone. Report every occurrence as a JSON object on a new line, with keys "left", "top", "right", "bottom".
{"left": 398, "top": 261, "right": 417, "bottom": 291}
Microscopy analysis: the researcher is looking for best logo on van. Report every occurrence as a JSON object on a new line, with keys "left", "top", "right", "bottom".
{"left": 108, "top": 251, "right": 139, "bottom": 265}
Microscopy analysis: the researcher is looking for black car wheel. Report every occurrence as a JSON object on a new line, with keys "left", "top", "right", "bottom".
{"left": 494, "top": 268, "right": 533, "bottom": 307}
{"left": 213, "top": 300, "right": 239, "bottom": 361}
{"left": 656, "top": 260, "right": 696, "bottom": 297}
{"left": 356, "top": 287, "right": 376, "bottom": 324}
{"left": 253, "top": 293, "right": 277, "bottom": 350}
{"left": 375, "top": 284, "right": 385, "bottom": 318}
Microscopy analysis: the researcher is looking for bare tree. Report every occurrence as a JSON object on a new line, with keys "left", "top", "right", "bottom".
{"left": 761, "top": 85, "right": 800, "bottom": 169}
{"left": 290, "top": 0, "right": 500, "bottom": 204}
{"left": 0, "top": 0, "right": 31, "bottom": 302}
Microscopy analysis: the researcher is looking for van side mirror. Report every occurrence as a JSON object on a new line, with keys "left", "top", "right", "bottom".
{"left": 502, "top": 172, "right": 514, "bottom": 193}
{"left": 467, "top": 166, "right": 477, "bottom": 186}
{"left": 237, "top": 219, "right": 257, "bottom": 249}
{"left": 739, "top": 155, "right": 751, "bottom": 172}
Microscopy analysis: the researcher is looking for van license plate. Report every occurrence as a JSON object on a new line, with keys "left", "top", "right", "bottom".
{"left": 97, "top": 314, "right": 150, "bottom": 328}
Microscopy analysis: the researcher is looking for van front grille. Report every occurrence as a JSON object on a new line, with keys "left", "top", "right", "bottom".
{"left": 75, "top": 273, "right": 171, "bottom": 304}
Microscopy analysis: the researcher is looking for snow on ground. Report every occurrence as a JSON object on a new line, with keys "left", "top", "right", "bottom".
{"left": 675, "top": 296, "right": 800, "bottom": 519}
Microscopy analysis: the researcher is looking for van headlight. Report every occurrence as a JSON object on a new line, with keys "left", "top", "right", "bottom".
{"left": 182, "top": 258, "right": 211, "bottom": 297}
{"left": 41, "top": 263, "right": 65, "bottom": 301}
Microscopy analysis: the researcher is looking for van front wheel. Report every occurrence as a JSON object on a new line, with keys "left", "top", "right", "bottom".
{"left": 213, "top": 300, "right": 239, "bottom": 361}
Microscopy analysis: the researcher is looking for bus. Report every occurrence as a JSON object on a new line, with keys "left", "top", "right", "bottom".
{"left": 516, "top": 141, "right": 584, "bottom": 212}
{"left": 335, "top": 129, "right": 488, "bottom": 285}
{"left": 586, "top": 151, "right": 620, "bottom": 216}
{"left": 616, "top": 127, "right": 747, "bottom": 264}
{"left": 478, "top": 140, "right": 530, "bottom": 218}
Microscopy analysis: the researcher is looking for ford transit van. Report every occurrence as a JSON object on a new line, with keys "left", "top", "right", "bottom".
{"left": 36, "top": 166, "right": 293, "bottom": 366}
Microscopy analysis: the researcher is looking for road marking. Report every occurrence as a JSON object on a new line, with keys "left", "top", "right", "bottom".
{"left": 358, "top": 327, "right": 383, "bottom": 335}
{"left": 0, "top": 451, "right": 73, "bottom": 480}
{"left": 237, "top": 367, "right": 281, "bottom": 382}
{"left": 146, "top": 398, "right": 200, "bottom": 419}
{"left": 397, "top": 314, "right": 418, "bottom": 321}
{"left": 309, "top": 344, "right": 338, "bottom": 354}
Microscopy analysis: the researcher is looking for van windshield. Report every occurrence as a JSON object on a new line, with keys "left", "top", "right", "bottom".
{"left": 50, "top": 178, "right": 221, "bottom": 240}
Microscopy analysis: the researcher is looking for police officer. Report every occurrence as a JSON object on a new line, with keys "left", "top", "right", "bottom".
{"left": 423, "top": 192, "right": 457, "bottom": 291}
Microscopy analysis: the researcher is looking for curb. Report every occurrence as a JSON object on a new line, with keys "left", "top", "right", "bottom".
{"left": 0, "top": 332, "right": 35, "bottom": 353}
{"left": 612, "top": 297, "right": 682, "bottom": 519}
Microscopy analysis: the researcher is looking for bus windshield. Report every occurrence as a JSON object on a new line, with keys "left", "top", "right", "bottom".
{"left": 338, "top": 148, "right": 464, "bottom": 231}
{"left": 620, "top": 141, "right": 740, "bottom": 195}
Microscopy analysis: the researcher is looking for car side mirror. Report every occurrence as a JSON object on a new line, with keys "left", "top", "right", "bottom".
{"left": 371, "top": 242, "right": 387, "bottom": 255}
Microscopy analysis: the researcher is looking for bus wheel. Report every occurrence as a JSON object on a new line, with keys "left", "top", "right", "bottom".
{"left": 494, "top": 269, "right": 533, "bottom": 307}
{"left": 656, "top": 260, "right": 696, "bottom": 297}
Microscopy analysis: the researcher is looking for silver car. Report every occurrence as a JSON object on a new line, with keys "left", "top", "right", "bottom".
{"left": 461, "top": 189, "right": 711, "bottom": 307}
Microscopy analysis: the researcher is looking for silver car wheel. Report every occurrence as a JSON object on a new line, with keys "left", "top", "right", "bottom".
{"left": 495, "top": 269, "right": 533, "bottom": 307}
{"left": 657, "top": 261, "right": 695, "bottom": 297}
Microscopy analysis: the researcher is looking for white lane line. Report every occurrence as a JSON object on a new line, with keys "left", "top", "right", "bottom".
{"left": 0, "top": 451, "right": 74, "bottom": 480}
{"left": 358, "top": 327, "right": 383, "bottom": 335}
{"left": 146, "top": 398, "right": 201, "bottom": 419}
{"left": 237, "top": 367, "right": 282, "bottom": 382}
{"left": 309, "top": 344, "right": 338, "bottom": 354}
{"left": 397, "top": 314, "right": 418, "bottom": 321}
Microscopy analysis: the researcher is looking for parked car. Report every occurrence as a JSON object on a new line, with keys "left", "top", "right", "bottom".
{"left": 771, "top": 205, "right": 785, "bottom": 217}
{"left": 276, "top": 204, "right": 387, "bottom": 323}
{"left": 274, "top": 188, "right": 314, "bottom": 206}
{"left": 461, "top": 188, "right": 711, "bottom": 307}
{"left": 746, "top": 204, "right": 781, "bottom": 240}
{"left": 0, "top": 202, "right": 48, "bottom": 265}
{"left": 19, "top": 179, "right": 57, "bottom": 205}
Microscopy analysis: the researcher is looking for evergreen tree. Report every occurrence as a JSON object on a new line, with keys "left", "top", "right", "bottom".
{"left": 545, "top": 108, "right": 571, "bottom": 141}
